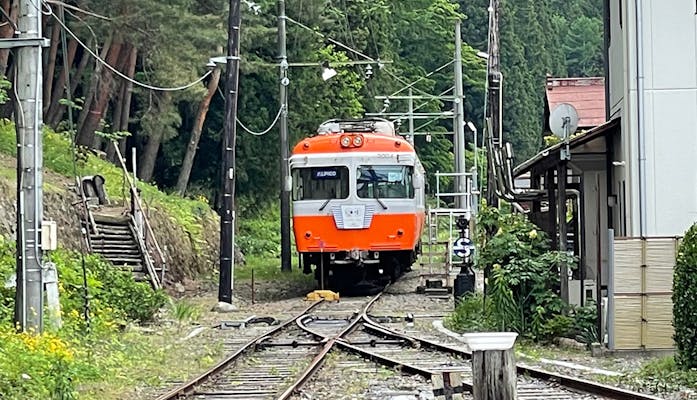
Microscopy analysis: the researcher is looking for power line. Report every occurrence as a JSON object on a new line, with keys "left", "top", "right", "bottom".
{"left": 50, "top": 10, "right": 213, "bottom": 92}
{"left": 216, "top": 87, "right": 283, "bottom": 136}
{"left": 285, "top": 16, "right": 435, "bottom": 99}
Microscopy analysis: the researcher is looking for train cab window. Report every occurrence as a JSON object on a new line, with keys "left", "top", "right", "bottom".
{"left": 292, "top": 167, "right": 349, "bottom": 200}
{"left": 357, "top": 165, "right": 414, "bottom": 199}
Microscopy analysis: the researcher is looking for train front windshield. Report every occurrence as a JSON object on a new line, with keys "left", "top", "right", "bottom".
{"left": 292, "top": 167, "right": 349, "bottom": 200}
{"left": 357, "top": 165, "right": 414, "bottom": 199}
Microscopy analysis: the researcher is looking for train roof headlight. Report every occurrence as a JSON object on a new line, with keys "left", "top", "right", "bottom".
{"left": 352, "top": 135, "right": 364, "bottom": 147}
{"left": 340, "top": 135, "right": 351, "bottom": 147}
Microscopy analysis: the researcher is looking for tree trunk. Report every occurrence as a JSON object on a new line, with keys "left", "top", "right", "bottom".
{"left": 138, "top": 128, "right": 163, "bottom": 182}
{"left": 45, "top": 38, "right": 77, "bottom": 126}
{"left": 175, "top": 66, "right": 221, "bottom": 195}
{"left": 0, "top": 0, "right": 18, "bottom": 76}
{"left": 110, "top": 46, "right": 137, "bottom": 163}
{"left": 77, "top": 37, "right": 121, "bottom": 147}
{"left": 43, "top": 19, "right": 60, "bottom": 115}
{"left": 75, "top": 36, "right": 112, "bottom": 142}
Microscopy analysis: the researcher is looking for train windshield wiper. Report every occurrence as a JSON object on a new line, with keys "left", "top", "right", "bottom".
{"left": 319, "top": 198, "right": 332, "bottom": 211}
{"left": 374, "top": 192, "right": 388, "bottom": 210}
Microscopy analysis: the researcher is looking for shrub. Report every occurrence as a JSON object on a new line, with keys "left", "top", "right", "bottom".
{"left": 475, "top": 204, "right": 576, "bottom": 341}
{"left": 50, "top": 249, "right": 168, "bottom": 324}
{"left": 446, "top": 292, "right": 495, "bottom": 333}
{"left": 0, "top": 324, "right": 84, "bottom": 400}
{"left": 673, "top": 223, "right": 697, "bottom": 369}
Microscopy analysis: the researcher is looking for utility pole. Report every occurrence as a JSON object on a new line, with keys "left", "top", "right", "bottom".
{"left": 278, "top": 0, "right": 291, "bottom": 273}
{"left": 407, "top": 88, "right": 414, "bottom": 144}
{"left": 485, "top": 0, "right": 502, "bottom": 208}
{"left": 219, "top": 0, "right": 241, "bottom": 304}
{"left": 453, "top": 21, "right": 467, "bottom": 209}
{"left": 11, "top": 0, "right": 46, "bottom": 333}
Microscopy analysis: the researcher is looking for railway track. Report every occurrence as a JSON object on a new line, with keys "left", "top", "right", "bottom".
{"left": 154, "top": 288, "right": 664, "bottom": 400}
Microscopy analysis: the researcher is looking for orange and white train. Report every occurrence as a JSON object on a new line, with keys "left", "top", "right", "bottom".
{"left": 290, "top": 119, "right": 426, "bottom": 291}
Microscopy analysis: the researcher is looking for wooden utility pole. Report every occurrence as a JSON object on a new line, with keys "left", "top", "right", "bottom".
{"left": 219, "top": 0, "right": 241, "bottom": 304}
{"left": 9, "top": 0, "right": 47, "bottom": 332}
{"left": 485, "top": 0, "right": 501, "bottom": 208}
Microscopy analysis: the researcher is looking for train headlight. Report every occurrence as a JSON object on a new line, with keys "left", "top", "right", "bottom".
{"left": 352, "top": 135, "right": 364, "bottom": 147}
{"left": 340, "top": 135, "right": 351, "bottom": 147}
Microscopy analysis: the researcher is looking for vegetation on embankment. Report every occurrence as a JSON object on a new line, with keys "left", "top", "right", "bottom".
{"left": 0, "top": 234, "right": 173, "bottom": 399}
{"left": 0, "top": 120, "right": 220, "bottom": 282}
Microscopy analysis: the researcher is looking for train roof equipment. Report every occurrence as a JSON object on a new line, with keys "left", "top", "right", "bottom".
{"left": 317, "top": 118, "right": 396, "bottom": 136}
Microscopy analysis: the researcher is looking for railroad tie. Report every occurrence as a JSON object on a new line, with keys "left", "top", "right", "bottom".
{"left": 432, "top": 371, "right": 466, "bottom": 400}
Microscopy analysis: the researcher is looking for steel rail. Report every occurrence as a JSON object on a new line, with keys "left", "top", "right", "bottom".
{"left": 279, "top": 291, "right": 389, "bottom": 399}
{"left": 363, "top": 312, "right": 665, "bottom": 400}
{"left": 153, "top": 300, "right": 323, "bottom": 400}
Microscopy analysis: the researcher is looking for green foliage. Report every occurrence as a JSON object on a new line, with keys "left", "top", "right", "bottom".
{"left": 446, "top": 292, "right": 496, "bottom": 333}
{"left": 0, "top": 76, "right": 11, "bottom": 105}
{"left": 475, "top": 204, "right": 577, "bottom": 340}
{"left": 0, "top": 325, "right": 82, "bottom": 400}
{"left": 167, "top": 298, "right": 200, "bottom": 324}
{"left": 628, "top": 356, "right": 697, "bottom": 394}
{"left": 673, "top": 223, "right": 697, "bottom": 369}
{"left": 0, "top": 234, "right": 170, "bottom": 399}
{"left": 562, "top": 16, "right": 604, "bottom": 77}
{"left": 237, "top": 198, "right": 281, "bottom": 257}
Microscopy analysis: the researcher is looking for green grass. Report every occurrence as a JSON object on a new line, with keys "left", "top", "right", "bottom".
{"left": 237, "top": 254, "right": 314, "bottom": 284}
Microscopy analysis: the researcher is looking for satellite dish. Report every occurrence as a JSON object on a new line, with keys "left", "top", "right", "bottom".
{"left": 549, "top": 103, "right": 579, "bottom": 139}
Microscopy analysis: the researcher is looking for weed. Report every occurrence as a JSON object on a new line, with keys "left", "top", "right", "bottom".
{"left": 167, "top": 298, "right": 200, "bottom": 324}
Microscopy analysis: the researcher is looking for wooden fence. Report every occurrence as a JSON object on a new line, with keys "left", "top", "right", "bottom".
{"left": 609, "top": 234, "right": 679, "bottom": 351}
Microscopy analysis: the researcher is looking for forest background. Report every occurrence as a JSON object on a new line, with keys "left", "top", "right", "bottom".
{"left": 0, "top": 0, "right": 603, "bottom": 214}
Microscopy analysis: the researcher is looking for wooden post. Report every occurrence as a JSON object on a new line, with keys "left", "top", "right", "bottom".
{"left": 463, "top": 332, "right": 518, "bottom": 400}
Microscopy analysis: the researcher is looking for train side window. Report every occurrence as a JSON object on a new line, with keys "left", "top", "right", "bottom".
{"left": 291, "top": 167, "right": 349, "bottom": 200}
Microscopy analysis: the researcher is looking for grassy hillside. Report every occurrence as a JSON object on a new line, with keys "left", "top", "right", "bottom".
{"left": 0, "top": 120, "right": 220, "bottom": 280}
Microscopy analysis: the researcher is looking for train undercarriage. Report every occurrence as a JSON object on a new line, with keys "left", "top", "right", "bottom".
{"left": 300, "top": 249, "right": 417, "bottom": 295}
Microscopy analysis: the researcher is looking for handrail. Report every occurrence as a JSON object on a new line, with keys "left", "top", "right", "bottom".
{"left": 128, "top": 215, "right": 161, "bottom": 290}
{"left": 112, "top": 142, "right": 167, "bottom": 287}
{"left": 75, "top": 176, "right": 100, "bottom": 236}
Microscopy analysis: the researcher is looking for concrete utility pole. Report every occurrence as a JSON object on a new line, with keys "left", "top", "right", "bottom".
{"left": 219, "top": 0, "right": 242, "bottom": 304}
{"left": 453, "top": 21, "right": 467, "bottom": 209}
{"left": 10, "top": 0, "right": 47, "bottom": 333}
{"left": 278, "top": 0, "right": 291, "bottom": 273}
{"left": 485, "top": 0, "right": 502, "bottom": 208}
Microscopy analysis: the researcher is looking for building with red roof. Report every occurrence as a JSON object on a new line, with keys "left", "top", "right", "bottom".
{"left": 543, "top": 76, "right": 606, "bottom": 132}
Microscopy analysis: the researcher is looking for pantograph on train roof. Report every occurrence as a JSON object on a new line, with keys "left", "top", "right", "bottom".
{"left": 317, "top": 118, "right": 396, "bottom": 137}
